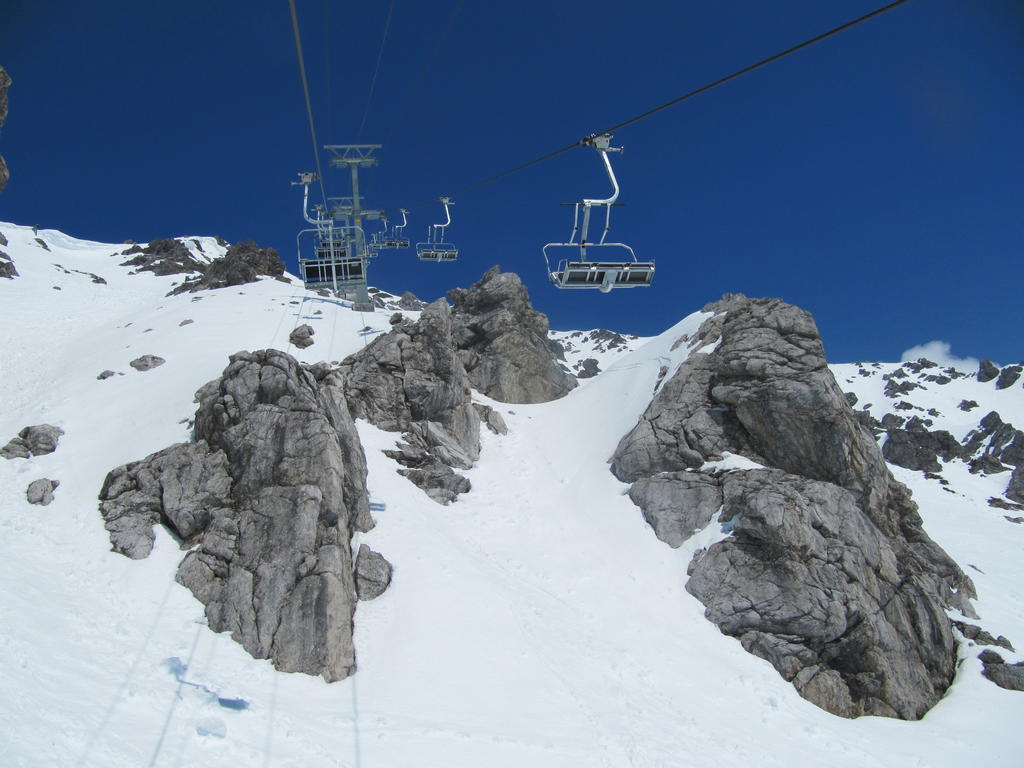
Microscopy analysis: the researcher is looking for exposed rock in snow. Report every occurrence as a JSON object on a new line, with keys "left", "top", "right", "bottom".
{"left": 1, "top": 424, "right": 65, "bottom": 459}
{"left": 447, "top": 266, "right": 576, "bottom": 403}
{"left": 100, "top": 349, "right": 374, "bottom": 682}
{"left": 97, "top": 370, "right": 115, "bottom": 380}
{"left": 168, "top": 240, "right": 285, "bottom": 295}
{"left": 397, "top": 290, "right": 426, "bottom": 311}
{"left": 977, "top": 359, "right": 1000, "bottom": 383}
{"left": 0, "top": 248, "right": 16, "bottom": 279}
{"left": 953, "top": 621, "right": 1014, "bottom": 651}
{"left": 1007, "top": 467, "right": 1024, "bottom": 504}
{"left": 26, "top": 478, "right": 59, "bottom": 506}
{"left": 613, "top": 293, "right": 974, "bottom": 719}
{"left": 882, "top": 417, "right": 962, "bottom": 473}
{"left": 129, "top": 354, "right": 165, "bottom": 371}
{"left": 473, "top": 403, "right": 508, "bottom": 435}
{"left": 121, "top": 239, "right": 205, "bottom": 276}
{"left": 575, "top": 358, "right": 601, "bottom": 378}
{"left": 979, "top": 650, "right": 1024, "bottom": 692}
{"left": 289, "top": 324, "right": 315, "bottom": 349}
{"left": 354, "top": 543, "right": 393, "bottom": 600}
{"left": 996, "top": 365, "right": 1022, "bottom": 390}
{"left": 339, "top": 299, "right": 481, "bottom": 502}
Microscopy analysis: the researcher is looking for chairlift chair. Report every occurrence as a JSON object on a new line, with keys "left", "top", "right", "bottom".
{"left": 299, "top": 226, "right": 369, "bottom": 290}
{"left": 542, "top": 133, "right": 654, "bottom": 292}
{"left": 416, "top": 198, "right": 459, "bottom": 262}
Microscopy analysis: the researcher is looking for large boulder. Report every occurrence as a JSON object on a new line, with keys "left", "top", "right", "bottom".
{"left": 447, "top": 266, "right": 576, "bottom": 403}
{"left": 612, "top": 294, "right": 973, "bottom": 719}
{"left": 99, "top": 350, "right": 375, "bottom": 682}
{"left": 1, "top": 424, "right": 65, "bottom": 459}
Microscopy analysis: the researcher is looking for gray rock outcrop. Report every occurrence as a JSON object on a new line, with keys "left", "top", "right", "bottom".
{"left": 26, "top": 478, "right": 59, "bottom": 506}
{"left": 168, "top": 240, "right": 285, "bottom": 295}
{"left": 882, "top": 417, "right": 963, "bottom": 473}
{"left": 121, "top": 239, "right": 205, "bottom": 276}
{"left": 99, "top": 349, "right": 376, "bottom": 682}
{"left": 0, "top": 249, "right": 16, "bottom": 279}
{"left": 979, "top": 650, "right": 1024, "bottom": 692}
{"left": 977, "top": 360, "right": 999, "bottom": 383}
{"left": 339, "top": 300, "right": 481, "bottom": 503}
{"left": 1, "top": 424, "right": 65, "bottom": 459}
{"left": 130, "top": 355, "right": 165, "bottom": 371}
{"left": 1008, "top": 467, "right": 1024, "bottom": 504}
{"left": 354, "top": 544, "right": 393, "bottom": 600}
{"left": 397, "top": 291, "right": 426, "bottom": 311}
{"left": 447, "top": 266, "right": 576, "bottom": 403}
{"left": 0, "top": 66, "right": 10, "bottom": 193}
{"left": 289, "top": 324, "right": 315, "bottom": 349}
{"left": 611, "top": 294, "right": 973, "bottom": 720}
{"left": 995, "top": 365, "right": 1022, "bottom": 390}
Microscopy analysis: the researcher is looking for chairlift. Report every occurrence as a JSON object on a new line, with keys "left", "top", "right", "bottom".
{"left": 416, "top": 198, "right": 459, "bottom": 262}
{"left": 374, "top": 209, "right": 411, "bottom": 250}
{"left": 293, "top": 172, "right": 371, "bottom": 295}
{"left": 542, "top": 133, "right": 654, "bottom": 292}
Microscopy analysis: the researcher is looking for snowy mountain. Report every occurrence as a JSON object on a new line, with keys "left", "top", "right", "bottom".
{"left": 1, "top": 222, "right": 1021, "bottom": 767}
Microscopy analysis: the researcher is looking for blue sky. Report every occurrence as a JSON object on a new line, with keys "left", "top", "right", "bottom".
{"left": 2, "top": 0, "right": 1021, "bottom": 364}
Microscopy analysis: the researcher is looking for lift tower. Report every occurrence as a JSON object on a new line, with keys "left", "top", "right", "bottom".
{"left": 325, "top": 145, "right": 384, "bottom": 311}
{"left": 295, "top": 145, "right": 385, "bottom": 312}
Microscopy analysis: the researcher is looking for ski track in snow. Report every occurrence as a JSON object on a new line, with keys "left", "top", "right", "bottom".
{"left": 0, "top": 222, "right": 1022, "bottom": 767}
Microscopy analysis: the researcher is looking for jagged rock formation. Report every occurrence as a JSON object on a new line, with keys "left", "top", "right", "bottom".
{"left": 1, "top": 424, "right": 64, "bottom": 459}
{"left": 339, "top": 300, "right": 481, "bottom": 504}
{"left": 289, "top": 324, "right": 315, "bottom": 349}
{"left": 170, "top": 240, "right": 284, "bottom": 295}
{"left": 448, "top": 266, "right": 576, "bottom": 403}
{"left": 612, "top": 294, "right": 974, "bottom": 720}
{"left": 99, "top": 350, "right": 378, "bottom": 682}
{"left": 26, "top": 478, "right": 59, "bottom": 506}
{"left": 1, "top": 66, "right": 10, "bottom": 193}
{"left": 121, "top": 239, "right": 205, "bottom": 276}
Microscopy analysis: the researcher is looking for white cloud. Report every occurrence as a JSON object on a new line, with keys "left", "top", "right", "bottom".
{"left": 899, "top": 340, "right": 979, "bottom": 372}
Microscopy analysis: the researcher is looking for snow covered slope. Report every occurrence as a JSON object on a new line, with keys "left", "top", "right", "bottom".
{"left": 0, "top": 223, "right": 1021, "bottom": 767}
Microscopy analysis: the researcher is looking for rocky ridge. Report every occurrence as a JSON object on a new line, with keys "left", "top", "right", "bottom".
{"left": 612, "top": 294, "right": 976, "bottom": 719}
{"left": 835, "top": 358, "right": 1024, "bottom": 506}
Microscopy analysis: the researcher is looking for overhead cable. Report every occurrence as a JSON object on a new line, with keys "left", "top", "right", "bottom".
{"left": 403, "top": 0, "right": 912, "bottom": 211}
{"left": 357, "top": 0, "right": 396, "bottom": 140}
{"left": 288, "top": 0, "right": 329, "bottom": 208}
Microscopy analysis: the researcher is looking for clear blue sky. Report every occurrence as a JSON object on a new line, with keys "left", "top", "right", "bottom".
{"left": 2, "top": 0, "right": 1021, "bottom": 364}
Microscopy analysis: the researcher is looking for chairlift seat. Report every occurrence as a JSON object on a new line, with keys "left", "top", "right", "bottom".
{"left": 551, "top": 260, "right": 655, "bottom": 292}
{"left": 416, "top": 243, "right": 459, "bottom": 262}
{"left": 300, "top": 251, "right": 367, "bottom": 288}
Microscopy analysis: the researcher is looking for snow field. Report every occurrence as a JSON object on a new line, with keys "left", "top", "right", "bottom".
{"left": 0, "top": 224, "right": 1021, "bottom": 766}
